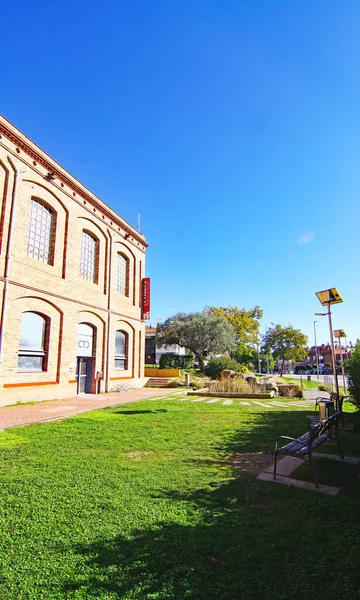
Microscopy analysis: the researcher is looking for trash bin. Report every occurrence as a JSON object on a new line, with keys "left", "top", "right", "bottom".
{"left": 318, "top": 400, "right": 334, "bottom": 421}
{"left": 307, "top": 375, "right": 311, "bottom": 381}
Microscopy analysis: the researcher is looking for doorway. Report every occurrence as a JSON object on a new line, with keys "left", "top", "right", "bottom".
{"left": 77, "top": 323, "right": 96, "bottom": 395}
{"left": 76, "top": 357, "right": 93, "bottom": 394}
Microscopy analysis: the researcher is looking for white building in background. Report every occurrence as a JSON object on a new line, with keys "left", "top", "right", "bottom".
{"left": 145, "top": 326, "right": 185, "bottom": 365}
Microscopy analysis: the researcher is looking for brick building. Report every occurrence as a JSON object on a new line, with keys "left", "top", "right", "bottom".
{"left": 307, "top": 344, "right": 350, "bottom": 366}
{"left": 0, "top": 115, "right": 148, "bottom": 405}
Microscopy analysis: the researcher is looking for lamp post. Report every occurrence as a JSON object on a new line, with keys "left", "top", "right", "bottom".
{"left": 315, "top": 287, "right": 344, "bottom": 410}
{"left": 313, "top": 321, "right": 319, "bottom": 380}
{"left": 334, "top": 329, "right": 347, "bottom": 393}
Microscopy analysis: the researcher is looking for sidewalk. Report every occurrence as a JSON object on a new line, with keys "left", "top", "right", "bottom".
{"left": 0, "top": 388, "right": 173, "bottom": 431}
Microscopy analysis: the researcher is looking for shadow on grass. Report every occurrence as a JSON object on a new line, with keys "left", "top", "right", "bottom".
{"left": 114, "top": 409, "right": 168, "bottom": 415}
{"left": 61, "top": 409, "right": 360, "bottom": 599}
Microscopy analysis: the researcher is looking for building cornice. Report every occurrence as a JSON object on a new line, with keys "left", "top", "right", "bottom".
{"left": 0, "top": 115, "right": 148, "bottom": 249}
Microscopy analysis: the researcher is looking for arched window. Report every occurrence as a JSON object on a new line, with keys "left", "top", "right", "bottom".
{"left": 80, "top": 231, "right": 98, "bottom": 283}
{"left": 116, "top": 253, "right": 129, "bottom": 296}
{"left": 115, "top": 330, "right": 128, "bottom": 370}
{"left": 17, "top": 312, "right": 47, "bottom": 371}
{"left": 27, "top": 198, "right": 55, "bottom": 264}
{"left": 77, "top": 323, "right": 95, "bottom": 357}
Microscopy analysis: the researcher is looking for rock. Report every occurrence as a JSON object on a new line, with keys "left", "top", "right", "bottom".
{"left": 220, "top": 370, "right": 243, "bottom": 381}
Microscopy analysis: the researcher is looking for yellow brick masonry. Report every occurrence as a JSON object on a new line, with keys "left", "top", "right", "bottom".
{"left": 0, "top": 115, "right": 148, "bottom": 404}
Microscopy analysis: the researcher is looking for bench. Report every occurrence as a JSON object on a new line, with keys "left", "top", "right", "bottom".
{"left": 274, "top": 412, "right": 344, "bottom": 488}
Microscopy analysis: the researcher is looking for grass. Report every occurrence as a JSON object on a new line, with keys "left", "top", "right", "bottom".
{"left": 0, "top": 396, "right": 359, "bottom": 599}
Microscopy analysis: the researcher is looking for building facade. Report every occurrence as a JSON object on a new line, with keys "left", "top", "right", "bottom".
{"left": 0, "top": 115, "right": 148, "bottom": 405}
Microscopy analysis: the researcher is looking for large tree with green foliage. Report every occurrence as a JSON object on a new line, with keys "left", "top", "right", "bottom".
{"left": 205, "top": 305, "right": 263, "bottom": 353}
{"left": 156, "top": 311, "right": 235, "bottom": 372}
{"left": 261, "top": 324, "right": 307, "bottom": 376}
{"left": 347, "top": 342, "right": 360, "bottom": 407}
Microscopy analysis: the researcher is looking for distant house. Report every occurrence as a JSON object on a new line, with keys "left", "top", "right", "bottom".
{"left": 145, "top": 326, "right": 185, "bottom": 365}
{"left": 307, "top": 344, "right": 350, "bottom": 365}
{"left": 293, "top": 344, "right": 351, "bottom": 370}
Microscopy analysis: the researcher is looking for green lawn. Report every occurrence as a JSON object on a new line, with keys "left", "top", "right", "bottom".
{"left": 0, "top": 396, "right": 360, "bottom": 599}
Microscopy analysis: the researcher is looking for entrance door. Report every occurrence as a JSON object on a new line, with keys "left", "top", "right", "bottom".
{"left": 77, "top": 357, "right": 93, "bottom": 394}
{"left": 77, "top": 323, "right": 96, "bottom": 395}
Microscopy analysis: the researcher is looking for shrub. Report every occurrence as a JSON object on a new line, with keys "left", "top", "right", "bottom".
{"left": 205, "top": 357, "right": 246, "bottom": 380}
{"left": 167, "top": 379, "right": 183, "bottom": 388}
{"left": 325, "top": 362, "right": 331, "bottom": 368}
{"left": 318, "top": 383, "right": 327, "bottom": 391}
{"left": 347, "top": 344, "right": 360, "bottom": 407}
{"left": 159, "top": 354, "right": 194, "bottom": 370}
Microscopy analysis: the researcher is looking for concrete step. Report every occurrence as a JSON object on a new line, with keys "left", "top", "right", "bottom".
{"left": 145, "top": 377, "right": 175, "bottom": 387}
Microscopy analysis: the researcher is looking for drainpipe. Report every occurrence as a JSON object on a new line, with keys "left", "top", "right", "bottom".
{"left": 105, "top": 229, "right": 113, "bottom": 392}
{"left": 0, "top": 157, "right": 18, "bottom": 363}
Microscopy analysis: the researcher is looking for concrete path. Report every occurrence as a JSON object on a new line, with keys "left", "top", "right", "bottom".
{"left": 0, "top": 388, "right": 173, "bottom": 431}
{"left": 303, "top": 388, "right": 330, "bottom": 401}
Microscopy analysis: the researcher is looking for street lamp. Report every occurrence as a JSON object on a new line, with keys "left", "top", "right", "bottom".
{"left": 315, "top": 287, "right": 344, "bottom": 409}
{"left": 334, "top": 329, "right": 347, "bottom": 393}
{"left": 313, "top": 321, "right": 319, "bottom": 380}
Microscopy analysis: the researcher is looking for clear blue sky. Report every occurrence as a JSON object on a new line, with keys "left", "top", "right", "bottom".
{"left": 2, "top": 0, "right": 360, "bottom": 347}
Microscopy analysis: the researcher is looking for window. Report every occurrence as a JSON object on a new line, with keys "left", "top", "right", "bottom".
{"left": 80, "top": 231, "right": 98, "bottom": 283}
{"left": 27, "top": 198, "right": 54, "bottom": 264}
{"left": 115, "top": 330, "right": 128, "bottom": 370}
{"left": 116, "top": 253, "right": 129, "bottom": 296}
{"left": 17, "top": 312, "right": 47, "bottom": 371}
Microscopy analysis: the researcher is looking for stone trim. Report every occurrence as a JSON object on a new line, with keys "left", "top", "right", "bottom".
{"left": 4, "top": 381, "right": 58, "bottom": 388}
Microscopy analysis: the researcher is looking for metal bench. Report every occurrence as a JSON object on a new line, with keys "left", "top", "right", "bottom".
{"left": 274, "top": 412, "right": 344, "bottom": 488}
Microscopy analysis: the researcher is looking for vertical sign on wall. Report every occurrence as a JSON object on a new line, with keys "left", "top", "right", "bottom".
{"left": 142, "top": 278, "right": 150, "bottom": 320}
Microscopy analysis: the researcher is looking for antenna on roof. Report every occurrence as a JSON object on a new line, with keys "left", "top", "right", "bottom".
{"left": 137, "top": 213, "right": 141, "bottom": 232}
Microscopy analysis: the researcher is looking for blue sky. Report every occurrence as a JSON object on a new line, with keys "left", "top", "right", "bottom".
{"left": 2, "top": 0, "right": 360, "bottom": 346}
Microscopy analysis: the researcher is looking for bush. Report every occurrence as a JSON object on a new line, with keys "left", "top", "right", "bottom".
{"left": 166, "top": 378, "right": 184, "bottom": 388}
{"left": 318, "top": 383, "right": 327, "bottom": 391}
{"left": 159, "top": 354, "right": 194, "bottom": 370}
{"left": 347, "top": 344, "right": 360, "bottom": 407}
{"left": 205, "top": 357, "right": 246, "bottom": 380}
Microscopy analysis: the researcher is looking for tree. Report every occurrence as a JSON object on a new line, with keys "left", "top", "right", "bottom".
{"left": 156, "top": 311, "right": 235, "bottom": 372}
{"left": 261, "top": 324, "right": 308, "bottom": 376}
{"left": 232, "top": 345, "right": 274, "bottom": 372}
{"left": 347, "top": 342, "right": 360, "bottom": 407}
{"left": 206, "top": 305, "right": 263, "bottom": 354}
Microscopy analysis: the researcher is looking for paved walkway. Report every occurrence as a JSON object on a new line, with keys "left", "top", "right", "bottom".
{"left": 0, "top": 388, "right": 173, "bottom": 431}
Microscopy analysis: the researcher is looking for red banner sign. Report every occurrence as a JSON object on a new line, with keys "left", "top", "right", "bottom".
{"left": 142, "top": 278, "right": 150, "bottom": 320}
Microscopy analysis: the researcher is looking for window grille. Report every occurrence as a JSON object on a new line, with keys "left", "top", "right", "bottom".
{"left": 116, "top": 253, "right": 128, "bottom": 296}
{"left": 17, "top": 312, "right": 47, "bottom": 371}
{"left": 80, "top": 231, "right": 98, "bottom": 283}
{"left": 27, "top": 199, "right": 54, "bottom": 264}
{"left": 115, "top": 330, "right": 128, "bottom": 370}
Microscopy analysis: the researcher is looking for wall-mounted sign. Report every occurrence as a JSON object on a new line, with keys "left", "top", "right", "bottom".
{"left": 142, "top": 277, "right": 150, "bottom": 320}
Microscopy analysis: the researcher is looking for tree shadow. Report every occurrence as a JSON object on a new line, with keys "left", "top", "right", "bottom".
{"left": 114, "top": 409, "right": 168, "bottom": 415}
{"left": 60, "top": 409, "right": 359, "bottom": 599}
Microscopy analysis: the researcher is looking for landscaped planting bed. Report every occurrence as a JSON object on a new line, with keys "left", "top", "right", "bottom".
{"left": 0, "top": 395, "right": 359, "bottom": 599}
